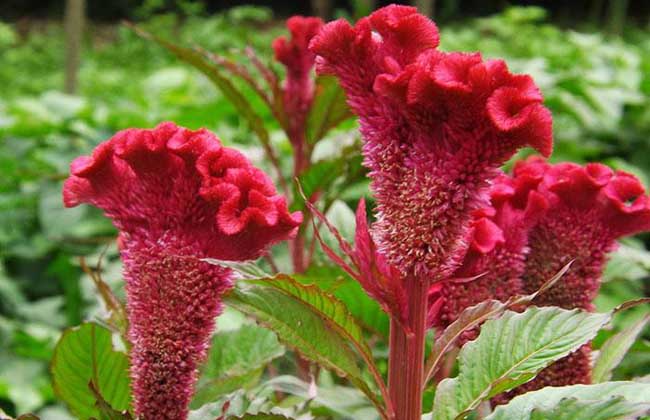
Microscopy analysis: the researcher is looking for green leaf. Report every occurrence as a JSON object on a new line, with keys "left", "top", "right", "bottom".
{"left": 244, "top": 275, "right": 373, "bottom": 363}
{"left": 229, "top": 414, "right": 292, "bottom": 420}
{"left": 223, "top": 276, "right": 384, "bottom": 414}
{"left": 431, "top": 307, "right": 611, "bottom": 420}
{"left": 527, "top": 396, "right": 649, "bottom": 420}
{"left": 425, "top": 262, "right": 573, "bottom": 384}
{"left": 486, "top": 382, "right": 650, "bottom": 420}
{"left": 131, "top": 25, "right": 275, "bottom": 167}
{"left": 88, "top": 382, "right": 133, "bottom": 420}
{"left": 191, "top": 325, "right": 285, "bottom": 407}
{"left": 306, "top": 75, "right": 352, "bottom": 144}
{"left": 292, "top": 160, "right": 342, "bottom": 211}
{"left": 330, "top": 276, "right": 389, "bottom": 338}
{"left": 51, "top": 323, "right": 131, "bottom": 419}
{"left": 425, "top": 299, "right": 507, "bottom": 384}
{"left": 592, "top": 314, "right": 650, "bottom": 383}
{"left": 292, "top": 145, "right": 363, "bottom": 212}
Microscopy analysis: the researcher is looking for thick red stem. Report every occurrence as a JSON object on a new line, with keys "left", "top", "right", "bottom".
{"left": 388, "top": 277, "right": 429, "bottom": 420}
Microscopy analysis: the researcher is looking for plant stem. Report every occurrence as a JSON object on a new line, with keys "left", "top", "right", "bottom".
{"left": 388, "top": 277, "right": 429, "bottom": 420}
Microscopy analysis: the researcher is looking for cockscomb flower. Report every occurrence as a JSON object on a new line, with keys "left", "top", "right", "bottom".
{"left": 63, "top": 122, "right": 301, "bottom": 420}
{"left": 500, "top": 156, "right": 650, "bottom": 399}
{"left": 427, "top": 173, "right": 548, "bottom": 335}
{"left": 518, "top": 157, "right": 650, "bottom": 310}
{"left": 310, "top": 5, "right": 552, "bottom": 283}
{"left": 273, "top": 16, "right": 324, "bottom": 166}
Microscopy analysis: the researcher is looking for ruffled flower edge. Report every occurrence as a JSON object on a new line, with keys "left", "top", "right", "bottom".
{"left": 63, "top": 122, "right": 302, "bottom": 244}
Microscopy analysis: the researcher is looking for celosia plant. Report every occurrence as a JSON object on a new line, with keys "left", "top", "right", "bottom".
{"left": 310, "top": 4, "right": 552, "bottom": 417}
{"left": 52, "top": 7, "right": 650, "bottom": 420}
{"left": 63, "top": 122, "right": 301, "bottom": 420}
{"left": 272, "top": 16, "right": 324, "bottom": 174}
{"left": 497, "top": 157, "right": 650, "bottom": 401}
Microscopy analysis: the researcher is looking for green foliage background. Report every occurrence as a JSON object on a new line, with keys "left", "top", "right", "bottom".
{"left": 1, "top": 5, "right": 650, "bottom": 419}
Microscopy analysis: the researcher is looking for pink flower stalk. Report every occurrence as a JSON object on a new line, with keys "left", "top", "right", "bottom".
{"left": 499, "top": 156, "right": 650, "bottom": 400}
{"left": 311, "top": 7, "right": 552, "bottom": 418}
{"left": 63, "top": 122, "right": 301, "bottom": 420}
{"left": 427, "top": 173, "right": 548, "bottom": 336}
{"left": 310, "top": 5, "right": 552, "bottom": 283}
{"left": 273, "top": 16, "right": 324, "bottom": 172}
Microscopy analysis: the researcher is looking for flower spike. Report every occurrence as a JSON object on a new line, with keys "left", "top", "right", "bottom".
{"left": 272, "top": 16, "right": 324, "bottom": 157}
{"left": 63, "top": 122, "right": 301, "bottom": 420}
{"left": 496, "top": 157, "right": 650, "bottom": 402}
{"left": 311, "top": 5, "right": 553, "bottom": 283}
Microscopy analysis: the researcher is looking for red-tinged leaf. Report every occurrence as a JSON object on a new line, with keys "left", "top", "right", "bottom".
{"left": 351, "top": 200, "right": 408, "bottom": 324}
{"left": 302, "top": 191, "right": 408, "bottom": 326}
{"left": 223, "top": 278, "right": 389, "bottom": 418}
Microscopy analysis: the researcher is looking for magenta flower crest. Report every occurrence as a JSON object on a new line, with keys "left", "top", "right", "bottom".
{"left": 63, "top": 122, "right": 301, "bottom": 420}
{"left": 273, "top": 15, "right": 324, "bottom": 166}
{"left": 516, "top": 157, "right": 650, "bottom": 310}
{"left": 310, "top": 5, "right": 553, "bottom": 282}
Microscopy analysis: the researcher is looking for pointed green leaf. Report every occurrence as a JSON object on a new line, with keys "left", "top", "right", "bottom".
{"left": 51, "top": 323, "right": 131, "bottom": 419}
{"left": 245, "top": 275, "right": 372, "bottom": 361}
{"left": 431, "top": 307, "right": 610, "bottom": 420}
{"left": 592, "top": 314, "right": 650, "bottom": 383}
{"left": 89, "top": 381, "right": 133, "bottom": 420}
{"left": 292, "top": 147, "right": 363, "bottom": 212}
{"left": 223, "top": 277, "right": 384, "bottom": 413}
{"left": 425, "top": 299, "right": 506, "bottom": 384}
{"left": 424, "top": 261, "right": 572, "bottom": 385}
{"left": 306, "top": 76, "right": 352, "bottom": 144}
{"left": 486, "top": 382, "right": 650, "bottom": 420}
{"left": 130, "top": 26, "right": 279, "bottom": 174}
{"left": 191, "top": 325, "right": 285, "bottom": 408}
{"left": 527, "top": 396, "right": 649, "bottom": 420}
{"left": 292, "top": 160, "right": 343, "bottom": 211}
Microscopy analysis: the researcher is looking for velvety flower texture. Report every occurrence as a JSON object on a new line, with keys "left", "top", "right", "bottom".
{"left": 63, "top": 122, "right": 301, "bottom": 420}
{"left": 310, "top": 5, "right": 552, "bottom": 283}
{"left": 501, "top": 157, "right": 650, "bottom": 399}
{"left": 427, "top": 173, "right": 548, "bottom": 334}
{"left": 273, "top": 16, "right": 324, "bottom": 154}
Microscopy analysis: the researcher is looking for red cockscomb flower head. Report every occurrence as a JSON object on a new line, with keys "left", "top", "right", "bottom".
{"left": 498, "top": 156, "right": 650, "bottom": 400}
{"left": 273, "top": 16, "right": 324, "bottom": 150}
{"left": 310, "top": 5, "right": 552, "bottom": 286}
{"left": 518, "top": 157, "right": 650, "bottom": 310}
{"left": 427, "top": 173, "right": 548, "bottom": 336}
{"left": 63, "top": 122, "right": 301, "bottom": 420}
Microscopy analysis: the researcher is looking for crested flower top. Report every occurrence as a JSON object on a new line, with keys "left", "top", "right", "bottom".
{"left": 310, "top": 5, "right": 553, "bottom": 280}
{"left": 514, "top": 157, "right": 650, "bottom": 309}
{"left": 273, "top": 16, "right": 324, "bottom": 82}
{"left": 63, "top": 122, "right": 302, "bottom": 261}
{"left": 273, "top": 16, "right": 324, "bottom": 155}
{"left": 514, "top": 157, "right": 650, "bottom": 240}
